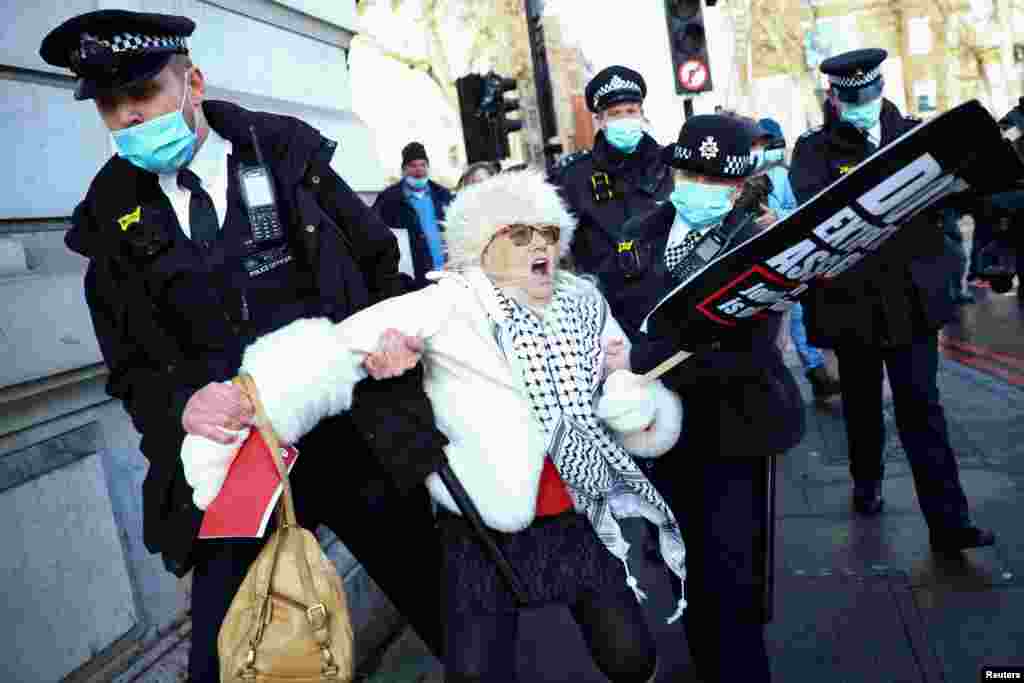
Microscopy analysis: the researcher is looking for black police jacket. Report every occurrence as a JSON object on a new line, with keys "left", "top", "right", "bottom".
{"left": 66, "top": 100, "right": 448, "bottom": 576}
{"left": 789, "top": 99, "right": 957, "bottom": 348}
{"left": 372, "top": 180, "right": 453, "bottom": 288}
{"left": 601, "top": 202, "right": 806, "bottom": 458}
{"left": 553, "top": 132, "right": 672, "bottom": 277}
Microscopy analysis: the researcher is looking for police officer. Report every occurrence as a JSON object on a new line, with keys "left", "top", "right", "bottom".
{"left": 605, "top": 115, "right": 805, "bottom": 683}
{"left": 40, "top": 10, "right": 447, "bottom": 680}
{"left": 552, "top": 65, "right": 672, "bottom": 280}
{"left": 789, "top": 49, "right": 996, "bottom": 551}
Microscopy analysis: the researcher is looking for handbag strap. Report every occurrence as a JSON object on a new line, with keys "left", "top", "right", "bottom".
{"left": 233, "top": 374, "right": 297, "bottom": 527}
{"left": 233, "top": 374, "right": 338, "bottom": 670}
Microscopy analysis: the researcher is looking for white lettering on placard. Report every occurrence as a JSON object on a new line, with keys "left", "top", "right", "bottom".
{"left": 857, "top": 153, "right": 944, "bottom": 224}
{"left": 734, "top": 305, "right": 765, "bottom": 318}
{"left": 765, "top": 240, "right": 818, "bottom": 279}
{"left": 860, "top": 152, "right": 962, "bottom": 224}
{"left": 739, "top": 282, "right": 787, "bottom": 304}
{"left": 717, "top": 297, "right": 747, "bottom": 315}
{"left": 812, "top": 207, "right": 869, "bottom": 250}
{"left": 877, "top": 174, "right": 965, "bottom": 225}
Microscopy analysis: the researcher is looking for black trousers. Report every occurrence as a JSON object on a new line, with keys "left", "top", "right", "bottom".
{"left": 443, "top": 588, "right": 656, "bottom": 683}
{"left": 650, "top": 452, "right": 771, "bottom": 683}
{"left": 835, "top": 334, "right": 971, "bottom": 531}
{"left": 187, "top": 416, "right": 443, "bottom": 682}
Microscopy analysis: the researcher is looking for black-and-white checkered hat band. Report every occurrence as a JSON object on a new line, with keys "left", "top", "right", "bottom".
{"left": 80, "top": 31, "right": 186, "bottom": 57}
{"left": 828, "top": 66, "right": 881, "bottom": 89}
{"left": 593, "top": 75, "right": 643, "bottom": 110}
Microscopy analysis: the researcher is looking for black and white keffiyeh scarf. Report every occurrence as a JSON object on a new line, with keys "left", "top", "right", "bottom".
{"left": 489, "top": 283, "right": 688, "bottom": 624}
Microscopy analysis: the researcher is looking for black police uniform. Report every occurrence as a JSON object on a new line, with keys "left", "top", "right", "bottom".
{"left": 617, "top": 116, "right": 805, "bottom": 683}
{"left": 789, "top": 49, "right": 994, "bottom": 550}
{"left": 44, "top": 11, "right": 447, "bottom": 679}
{"left": 552, "top": 66, "right": 672, "bottom": 279}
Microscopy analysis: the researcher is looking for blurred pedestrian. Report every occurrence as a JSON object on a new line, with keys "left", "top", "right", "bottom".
{"left": 749, "top": 116, "right": 841, "bottom": 400}
{"left": 373, "top": 142, "right": 454, "bottom": 288}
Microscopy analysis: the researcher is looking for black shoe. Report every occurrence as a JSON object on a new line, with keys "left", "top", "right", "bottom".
{"left": 852, "top": 481, "right": 884, "bottom": 515}
{"left": 806, "top": 366, "right": 841, "bottom": 401}
{"left": 929, "top": 526, "right": 996, "bottom": 552}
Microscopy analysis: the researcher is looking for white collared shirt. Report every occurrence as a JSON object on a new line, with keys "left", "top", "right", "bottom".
{"left": 157, "top": 128, "right": 233, "bottom": 240}
{"left": 866, "top": 121, "right": 882, "bottom": 148}
{"left": 665, "top": 208, "right": 711, "bottom": 250}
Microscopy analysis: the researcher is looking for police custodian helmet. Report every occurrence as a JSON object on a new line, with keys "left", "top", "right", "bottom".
{"left": 39, "top": 10, "right": 195, "bottom": 101}
{"left": 662, "top": 115, "right": 755, "bottom": 179}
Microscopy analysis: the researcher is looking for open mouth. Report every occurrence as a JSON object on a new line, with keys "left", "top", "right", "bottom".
{"left": 530, "top": 257, "right": 552, "bottom": 278}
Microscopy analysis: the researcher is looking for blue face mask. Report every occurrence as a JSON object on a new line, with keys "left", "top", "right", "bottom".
{"left": 112, "top": 72, "right": 197, "bottom": 175}
{"left": 840, "top": 98, "right": 883, "bottom": 131}
{"left": 604, "top": 117, "right": 645, "bottom": 154}
{"left": 405, "top": 175, "right": 429, "bottom": 190}
{"left": 670, "top": 179, "right": 736, "bottom": 230}
{"left": 765, "top": 149, "right": 785, "bottom": 164}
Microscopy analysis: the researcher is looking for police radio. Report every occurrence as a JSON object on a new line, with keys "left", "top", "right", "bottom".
{"left": 239, "top": 125, "right": 284, "bottom": 243}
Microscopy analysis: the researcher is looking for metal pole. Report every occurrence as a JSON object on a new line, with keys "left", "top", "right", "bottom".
{"left": 525, "top": 0, "right": 561, "bottom": 174}
{"left": 762, "top": 453, "right": 777, "bottom": 623}
{"left": 684, "top": 98, "right": 695, "bottom": 119}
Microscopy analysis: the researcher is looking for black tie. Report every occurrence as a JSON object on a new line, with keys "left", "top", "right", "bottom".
{"left": 177, "top": 168, "right": 219, "bottom": 246}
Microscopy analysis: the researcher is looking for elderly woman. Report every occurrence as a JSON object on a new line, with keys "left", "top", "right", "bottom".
{"left": 211, "top": 171, "right": 687, "bottom": 682}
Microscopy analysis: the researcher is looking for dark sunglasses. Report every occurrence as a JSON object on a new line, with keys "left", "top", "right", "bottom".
{"left": 497, "top": 224, "right": 561, "bottom": 246}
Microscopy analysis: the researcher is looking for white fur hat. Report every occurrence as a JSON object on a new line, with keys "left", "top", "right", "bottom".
{"left": 442, "top": 169, "right": 576, "bottom": 270}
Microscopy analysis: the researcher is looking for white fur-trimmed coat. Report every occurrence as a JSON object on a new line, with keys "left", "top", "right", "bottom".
{"left": 235, "top": 268, "right": 682, "bottom": 533}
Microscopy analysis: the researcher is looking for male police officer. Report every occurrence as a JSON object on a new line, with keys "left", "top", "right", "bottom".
{"left": 552, "top": 65, "right": 672, "bottom": 280}
{"left": 41, "top": 10, "right": 447, "bottom": 680}
{"left": 790, "top": 49, "right": 995, "bottom": 551}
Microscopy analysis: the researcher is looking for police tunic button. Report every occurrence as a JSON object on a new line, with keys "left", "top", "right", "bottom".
{"left": 311, "top": 175, "right": 321, "bottom": 185}
{"left": 166, "top": 363, "right": 176, "bottom": 373}
{"left": 305, "top": 224, "right": 316, "bottom": 233}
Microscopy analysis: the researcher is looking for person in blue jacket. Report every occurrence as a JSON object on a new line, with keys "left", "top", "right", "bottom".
{"left": 751, "top": 117, "right": 841, "bottom": 401}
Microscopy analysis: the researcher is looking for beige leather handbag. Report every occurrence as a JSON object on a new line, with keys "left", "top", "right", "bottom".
{"left": 218, "top": 374, "right": 354, "bottom": 682}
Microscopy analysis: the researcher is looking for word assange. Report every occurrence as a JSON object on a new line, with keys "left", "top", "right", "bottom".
{"left": 710, "top": 153, "right": 966, "bottom": 322}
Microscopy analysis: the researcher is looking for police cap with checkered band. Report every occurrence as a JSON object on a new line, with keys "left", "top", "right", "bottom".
{"left": 820, "top": 48, "right": 887, "bottom": 105}
{"left": 661, "top": 114, "right": 755, "bottom": 179}
{"left": 584, "top": 65, "right": 647, "bottom": 113}
{"left": 40, "top": 10, "right": 194, "bottom": 101}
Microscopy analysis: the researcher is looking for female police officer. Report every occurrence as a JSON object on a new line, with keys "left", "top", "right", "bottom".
{"left": 40, "top": 10, "right": 447, "bottom": 680}
{"left": 603, "top": 114, "right": 805, "bottom": 682}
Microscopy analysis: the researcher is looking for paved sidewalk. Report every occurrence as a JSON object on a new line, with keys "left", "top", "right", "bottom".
{"left": 363, "top": 350, "right": 1024, "bottom": 683}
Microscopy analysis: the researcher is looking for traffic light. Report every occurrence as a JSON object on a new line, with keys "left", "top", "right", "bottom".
{"left": 455, "top": 72, "right": 523, "bottom": 163}
{"left": 485, "top": 73, "right": 522, "bottom": 160}
{"left": 455, "top": 74, "right": 492, "bottom": 164}
{"left": 664, "top": 0, "right": 713, "bottom": 95}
